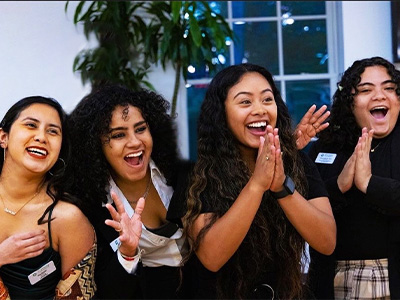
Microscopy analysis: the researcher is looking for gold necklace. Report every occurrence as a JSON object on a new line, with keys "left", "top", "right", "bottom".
{"left": 0, "top": 188, "right": 41, "bottom": 216}
{"left": 127, "top": 177, "right": 151, "bottom": 205}
{"left": 370, "top": 141, "right": 382, "bottom": 153}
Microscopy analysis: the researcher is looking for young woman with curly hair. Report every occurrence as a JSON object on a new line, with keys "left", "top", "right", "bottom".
{"left": 0, "top": 96, "right": 96, "bottom": 299}
{"left": 308, "top": 56, "right": 400, "bottom": 299}
{"left": 182, "top": 63, "right": 336, "bottom": 299}
{"left": 68, "top": 85, "right": 192, "bottom": 299}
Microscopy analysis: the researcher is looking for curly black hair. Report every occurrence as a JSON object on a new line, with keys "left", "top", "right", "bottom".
{"left": 183, "top": 63, "right": 307, "bottom": 299}
{"left": 318, "top": 56, "right": 400, "bottom": 152}
{"left": 68, "top": 84, "right": 179, "bottom": 221}
{"left": 0, "top": 96, "right": 78, "bottom": 224}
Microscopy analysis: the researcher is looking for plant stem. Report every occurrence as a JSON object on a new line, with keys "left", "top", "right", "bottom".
{"left": 171, "top": 60, "right": 181, "bottom": 117}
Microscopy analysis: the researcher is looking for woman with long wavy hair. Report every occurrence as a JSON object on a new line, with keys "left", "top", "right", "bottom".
{"left": 183, "top": 63, "right": 336, "bottom": 299}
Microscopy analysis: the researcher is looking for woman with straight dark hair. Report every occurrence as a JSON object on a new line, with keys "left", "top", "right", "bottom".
{"left": 183, "top": 63, "right": 336, "bottom": 299}
{"left": 0, "top": 96, "right": 96, "bottom": 299}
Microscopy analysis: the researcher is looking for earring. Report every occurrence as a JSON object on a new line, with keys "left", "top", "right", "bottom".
{"left": 1, "top": 143, "right": 6, "bottom": 162}
{"left": 48, "top": 158, "right": 66, "bottom": 176}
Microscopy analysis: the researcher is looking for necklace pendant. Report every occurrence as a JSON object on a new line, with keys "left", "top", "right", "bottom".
{"left": 4, "top": 207, "right": 16, "bottom": 215}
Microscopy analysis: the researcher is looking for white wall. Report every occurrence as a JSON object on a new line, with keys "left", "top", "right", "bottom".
{"left": 0, "top": 1, "right": 90, "bottom": 116}
{"left": 341, "top": 1, "right": 392, "bottom": 69}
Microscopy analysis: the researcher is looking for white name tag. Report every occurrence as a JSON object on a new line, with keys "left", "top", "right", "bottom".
{"left": 28, "top": 260, "right": 56, "bottom": 285}
{"left": 315, "top": 152, "right": 337, "bottom": 164}
{"left": 110, "top": 237, "right": 121, "bottom": 252}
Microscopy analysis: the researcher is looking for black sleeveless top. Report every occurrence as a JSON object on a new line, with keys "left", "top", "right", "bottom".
{"left": 0, "top": 207, "right": 62, "bottom": 299}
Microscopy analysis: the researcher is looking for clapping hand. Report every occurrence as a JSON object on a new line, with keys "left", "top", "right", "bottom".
{"left": 295, "top": 104, "right": 330, "bottom": 150}
{"left": 354, "top": 128, "right": 373, "bottom": 193}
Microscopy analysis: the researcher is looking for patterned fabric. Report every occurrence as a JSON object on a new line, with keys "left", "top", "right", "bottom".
{"left": 55, "top": 234, "right": 97, "bottom": 300}
{"left": 334, "top": 258, "right": 390, "bottom": 299}
{"left": 0, "top": 276, "right": 10, "bottom": 300}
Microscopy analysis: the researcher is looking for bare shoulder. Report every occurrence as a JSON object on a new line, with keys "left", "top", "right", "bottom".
{"left": 52, "top": 200, "right": 88, "bottom": 222}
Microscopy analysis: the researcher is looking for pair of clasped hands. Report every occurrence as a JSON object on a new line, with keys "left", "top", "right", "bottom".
{"left": 252, "top": 104, "right": 330, "bottom": 195}
{"left": 338, "top": 127, "right": 374, "bottom": 194}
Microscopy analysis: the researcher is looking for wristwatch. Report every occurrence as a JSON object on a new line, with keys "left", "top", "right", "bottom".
{"left": 270, "top": 176, "right": 295, "bottom": 199}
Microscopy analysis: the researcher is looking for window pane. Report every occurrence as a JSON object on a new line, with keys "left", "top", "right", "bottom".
{"left": 233, "top": 21, "right": 279, "bottom": 74}
{"left": 285, "top": 80, "right": 331, "bottom": 126}
{"left": 232, "top": 1, "right": 276, "bottom": 18}
{"left": 283, "top": 20, "right": 327, "bottom": 74}
{"left": 187, "top": 84, "right": 209, "bottom": 160}
{"left": 281, "top": 1, "right": 325, "bottom": 16}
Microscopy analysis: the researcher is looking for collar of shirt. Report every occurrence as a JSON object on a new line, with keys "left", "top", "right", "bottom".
{"left": 104, "top": 159, "right": 174, "bottom": 216}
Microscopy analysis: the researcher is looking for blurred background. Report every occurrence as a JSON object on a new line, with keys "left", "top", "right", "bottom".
{"left": 0, "top": 1, "right": 394, "bottom": 160}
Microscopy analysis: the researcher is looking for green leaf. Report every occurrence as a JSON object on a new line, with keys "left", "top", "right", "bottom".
{"left": 73, "top": 1, "right": 86, "bottom": 24}
{"left": 188, "top": 14, "right": 201, "bottom": 47}
{"left": 171, "top": 1, "right": 181, "bottom": 24}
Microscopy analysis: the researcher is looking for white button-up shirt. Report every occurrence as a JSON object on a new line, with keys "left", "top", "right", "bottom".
{"left": 105, "top": 160, "right": 187, "bottom": 273}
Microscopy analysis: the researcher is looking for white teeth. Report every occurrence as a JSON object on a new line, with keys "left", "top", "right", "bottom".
{"left": 371, "top": 106, "right": 387, "bottom": 110}
{"left": 27, "top": 147, "right": 47, "bottom": 156}
{"left": 248, "top": 122, "right": 267, "bottom": 128}
{"left": 125, "top": 151, "right": 143, "bottom": 158}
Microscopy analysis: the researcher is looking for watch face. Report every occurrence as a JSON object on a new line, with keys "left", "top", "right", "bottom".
{"left": 286, "top": 176, "right": 295, "bottom": 194}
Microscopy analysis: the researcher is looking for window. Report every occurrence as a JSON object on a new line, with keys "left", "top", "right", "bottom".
{"left": 186, "top": 1, "right": 341, "bottom": 160}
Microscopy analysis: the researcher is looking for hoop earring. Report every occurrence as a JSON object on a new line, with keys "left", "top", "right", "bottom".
{"left": 48, "top": 158, "right": 66, "bottom": 176}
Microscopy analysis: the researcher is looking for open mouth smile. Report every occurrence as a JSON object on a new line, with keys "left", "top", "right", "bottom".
{"left": 247, "top": 121, "right": 267, "bottom": 133}
{"left": 26, "top": 147, "right": 48, "bottom": 158}
{"left": 124, "top": 151, "right": 143, "bottom": 166}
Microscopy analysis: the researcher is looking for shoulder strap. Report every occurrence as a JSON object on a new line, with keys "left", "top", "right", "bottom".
{"left": 47, "top": 205, "right": 55, "bottom": 248}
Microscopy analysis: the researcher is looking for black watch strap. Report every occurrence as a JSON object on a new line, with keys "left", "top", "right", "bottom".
{"left": 270, "top": 176, "right": 295, "bottom": 199}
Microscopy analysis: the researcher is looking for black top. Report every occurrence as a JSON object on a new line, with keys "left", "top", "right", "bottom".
{"left": 0, "top": 207, "right": 62, "bottom": 300}
{"left": 180, "top": 152, "right": 328, "bottom": 299}
{"left": 93, "top": 160, "right": 194, "bottom": 299}
{"left": 307, "top": 119, "right": 400, "bottom": 299}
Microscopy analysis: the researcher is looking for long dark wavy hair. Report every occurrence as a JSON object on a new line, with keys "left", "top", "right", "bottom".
{"left": 318, "top": 56, "right": 400, "bottom": 152}
{"left": 0, "top": 96, "right": 77, "bottom": 224}
{"left": 68, "top": 84, "right": 179, "bottom": 222}
{"left": 183, "top": 63, "right": 307, "bottom": 299}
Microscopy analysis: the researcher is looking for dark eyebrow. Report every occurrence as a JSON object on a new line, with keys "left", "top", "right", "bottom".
{"left": 233, "top": 88, "right": 273, "bottom": 99}
{"left": 357, "top": 80, "right": 396, "bottom": 87}
{"left": 22, "top": 117, "right": 62, "bottom": 131}
{"left": 108, "top": 120, "right": 147, "bottom": 133}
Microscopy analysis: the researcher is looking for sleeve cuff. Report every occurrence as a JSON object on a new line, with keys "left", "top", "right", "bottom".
{"left": 117, "top": 248, "right": 141, "bottom": 274}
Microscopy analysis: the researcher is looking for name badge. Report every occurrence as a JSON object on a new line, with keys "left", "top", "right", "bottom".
{"left": 315, "top": 152, "right": 337, "bottom": 164}
{"left": 110, "top": 237, "right": 121, "bottom": 252}
{"left": 28, "top": 261, "right": 56, "bottom": 285}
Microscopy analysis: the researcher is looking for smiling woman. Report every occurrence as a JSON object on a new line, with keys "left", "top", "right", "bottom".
{"left": 68, "top": 85, "right": 192, "bottom": 299}
{"left": 308, "top": 56, "right": 400, "bottom": 299}
{"left": 0, "top": 96, "right": 96, "bottom": 299}
{"left": 182, "top": 63, "right": 336, "bottom": 299}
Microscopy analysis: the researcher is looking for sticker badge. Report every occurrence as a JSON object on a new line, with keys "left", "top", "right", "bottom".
{"left": 315, "top": 152, "right": 337, "bottom": 164}
{"left": 28, "top": 261, "right": 57, "bottom": 285}
{"left": 110, "top": 237, "right": 121, "bottom": 252}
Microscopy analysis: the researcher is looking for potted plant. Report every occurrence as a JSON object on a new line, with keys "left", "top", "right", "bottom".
{"left": 66, "top": 1, "right": 152, "bottom": 91}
